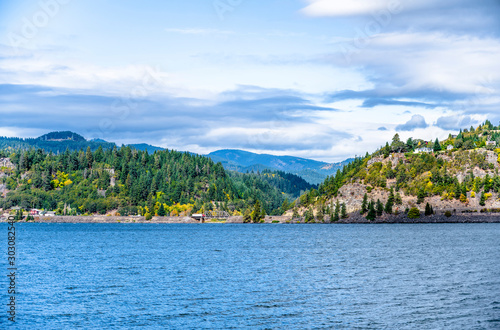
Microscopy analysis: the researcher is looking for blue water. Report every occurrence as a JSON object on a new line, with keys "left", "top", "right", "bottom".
{"left": 1, "top": 223, "right": 499, "bottom": 329}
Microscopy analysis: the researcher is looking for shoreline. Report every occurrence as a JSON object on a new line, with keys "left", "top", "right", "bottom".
{"left": 2, "top": 213, "right": 500, "bottom": 224}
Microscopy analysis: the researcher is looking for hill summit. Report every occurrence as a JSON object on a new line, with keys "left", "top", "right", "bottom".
{"left": 37, "top": 131, "right": 86, "bottom": 142}
{"left": 293, "top": 120, "right": 500, "bottom": 221}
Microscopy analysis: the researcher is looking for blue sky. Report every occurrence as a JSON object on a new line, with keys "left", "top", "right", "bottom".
{"left": 1, "top": 0, "right": 499, "bottom": 161}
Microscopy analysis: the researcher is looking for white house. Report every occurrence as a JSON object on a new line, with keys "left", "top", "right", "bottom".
{"left": 41, "top": 211, "right": 56, "bottom": 217}
{"left": 414, "top": 147, "right": 433, "bottom": 154}
{"left": 447, "top": 145, "right": 454, "bottom": 150}
{"left": 486, "top": 141, "right": 497, "bottom": 146}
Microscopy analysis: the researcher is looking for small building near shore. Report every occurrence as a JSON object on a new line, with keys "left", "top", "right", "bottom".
{"left": 41, "top": 211, "right": 56, "bottom": 217}
{"left": 30, "top": 209, "right": 41, "bottom": 215}
{"left": 191, "top": 214, "right": 205, "bottom": 222}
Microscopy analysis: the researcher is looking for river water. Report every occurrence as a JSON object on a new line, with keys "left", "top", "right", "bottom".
{"left": 1, "top": 223, "right": 499, "bottom": 329}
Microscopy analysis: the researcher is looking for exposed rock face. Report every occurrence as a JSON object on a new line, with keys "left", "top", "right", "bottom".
{"left": 367, "top": 156, "right": 384, "bottom": 167}
{"left": 389, "top": 153, "right": 407, "bottom": 167}
{"left": 334, "top": 183, "right": 367, "bottom": 213}
{"left": 0, "top": 184, "right": 7, "bottom": 197}
{"left": 485, "top": 151, "right": 498, "bottom": 167}
{"left": 367, "top": 153, "right": 407, "bottom": 168}
{"left": 0, "top": 158, "right": 15, "bottom": 169}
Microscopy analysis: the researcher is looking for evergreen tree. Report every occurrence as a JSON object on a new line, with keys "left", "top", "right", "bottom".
{"left": 42, "top": 172, "right": 52, "bottom": 192}
{"left": 341, "top": 203, "right": 348, "bottom": 219}
{"left": 304, "top": 206, "right": 315, "bottom": 223}
{"left": 85, "top": 146, "right": 93, "bottom": 168}
{"left": 251, "top": 200, "right": 262, "bottom": 222}
{"left": 385, "top": 188, "right": 394, "bottom": 214}
{"left": 425, "top": 202, "right": 432, "bottom": 216}
{"left": 479, "top": 191, "right": 486, "bottom": 206}
{"left": 316, "top": 204, "right": 325, "bottom": 222}
{"left": 243, "top": 209, "right": 252, "bottom": 223}
{"left": 433, "top": 138, "right": 441, "bottom": 152}
{"left": 366, "top": 201, "right": 376, "bottom": 221}
{"left": 332, "top": 206, "right": 340, "bottom": 222}
{"left": 384, "top": 199, "right": 393, "bottom": 214}
{"left": 376, "top": 199, "right": 384, "bottom": 216}
{"left": 361, "top": 193, "right": 368, "bottom": 214}
{"left": 395, "top": 193, "right": 403, "bottom": 205}
{"left": 417, "top": 188, "right": 426, "bottom": 204}
{"left": 157, "top": 203, "right": 166, "bottom": 216}
{"left": 454, "top": 184, "right": 462, "bottom": 199}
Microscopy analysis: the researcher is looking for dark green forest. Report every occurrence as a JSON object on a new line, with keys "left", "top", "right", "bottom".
{"left": 0, "top": 145, "right": 313, "bottom": 217}
{"left": 0, "top": 131, "right": 115, "bottom": 154}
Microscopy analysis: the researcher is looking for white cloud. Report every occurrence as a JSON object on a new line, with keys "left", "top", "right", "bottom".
{"left": 301, "top": 0, "right": 398, "bottom": 17}
{"left": 332, "top": 32, "right": 500, "bottom": 97}
{"left": 164, "top": 28, "right": 234, "bottom": 35}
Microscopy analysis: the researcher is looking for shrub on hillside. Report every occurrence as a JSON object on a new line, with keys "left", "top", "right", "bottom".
{"left": 408, "top": 207, "right": 420, "bottom": 219}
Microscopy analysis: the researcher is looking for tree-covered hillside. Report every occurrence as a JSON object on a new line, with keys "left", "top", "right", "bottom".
{"left": 0, "top": 131, "right": 115, "bottom": 154}
{"left": 0, "top": 145, "right": 310, "bottom": 217}
{"left": 296, "top": 120, "right": 500, "bottom": 220}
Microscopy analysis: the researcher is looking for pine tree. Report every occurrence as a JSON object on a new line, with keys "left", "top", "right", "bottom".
{"left": 366, "top": 201, "right": 376, "bottom": 221}
{"left": 376, "top": 199, "right": 384, "bottom": 216}
{"left": 479, "top": 192, "right": 486, "bottom": 206}
{"left": 86, "top": 146, "right": 93, "bottom": 169}
{"left": 384, "top": 199, "right": 393, "bottom": 214}
{"left": 385, "top": 188, "right": 394, "bottom": 214}
{"left": 157, "top": 203, "right": 166, "bottom": 216}
{"left": 395, "top": 192, "right": 403, "bottom": 205}
{"left": 316, "top": 204, "right": 325, "bottom": 222}
{"left": 42, "top": 172, "right": 52, "bottom": 191}
{"left": 341, "top": 203, "right": 348, "bottom": 219}
{"left": 433, "top": 138, "right": 441, "bottom": 152}
{"left": 243, "top": 209, "right": 252, "bottom": 223}
{"left": 417, "top": 188, "right": 425, "bottom": 204}
{"left": 454, "top": 184, "right": 462, "bottom": 199}
{"left": 304, "top": 206, "right": 315, "bottom": 223}
{"left": 361, "top": 193, "right": 368, "bottom": 214}
{"left": 425, "top": 202, "right": 432, "bottom": 216}
{"left": 251, "top": 200, "right": 262, "bottom": 222}
{"left": 333, "top": 206, "right": 340, "bottom": 222}
{"left": 335, "top": 200, "right": 340, "bottom": 217}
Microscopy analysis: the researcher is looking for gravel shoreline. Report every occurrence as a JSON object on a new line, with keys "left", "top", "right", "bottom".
{"left": 2, "top": 213, "right": 500, "bottom": 224}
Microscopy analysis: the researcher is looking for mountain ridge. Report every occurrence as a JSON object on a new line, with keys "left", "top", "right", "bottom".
{"left": 0, "top": 131, "right": 350, "bottom": 184}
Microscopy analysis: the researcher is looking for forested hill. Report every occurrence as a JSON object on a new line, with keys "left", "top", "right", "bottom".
{"left": 0, "top": 131, "right": 115, "bottom": 154}
{"left": 0, "top": 146, "right": 313, "bottom": 217}
{"left": 295, "top": 120, "right": 500, "bottom": 221}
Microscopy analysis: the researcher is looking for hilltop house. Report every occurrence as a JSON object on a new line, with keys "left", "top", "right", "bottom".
{"left": 486, "top": 140, "right": 497, "bottom": 146}
{"left": 447, "top": 145, "right": 454, "bottom": 151}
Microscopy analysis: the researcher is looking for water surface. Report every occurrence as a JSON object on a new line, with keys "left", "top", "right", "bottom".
{"left": 1, "top": 223, "right": 499, "bottom": 329}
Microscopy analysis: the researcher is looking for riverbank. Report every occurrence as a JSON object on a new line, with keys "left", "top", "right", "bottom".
{"left": 2, "top": 213, "right": 500, "bottom": 223}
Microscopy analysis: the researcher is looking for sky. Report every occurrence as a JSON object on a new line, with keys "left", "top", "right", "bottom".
{"left": 0, "top": 0, "right": 499, "bottom": 162}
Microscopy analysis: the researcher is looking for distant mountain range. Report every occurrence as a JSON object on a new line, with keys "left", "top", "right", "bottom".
{"left": 208, "top": 149, "right": 352, "bottom": 184}
{"left": 0, "top": 132, "right": 351, "bottom": 184}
